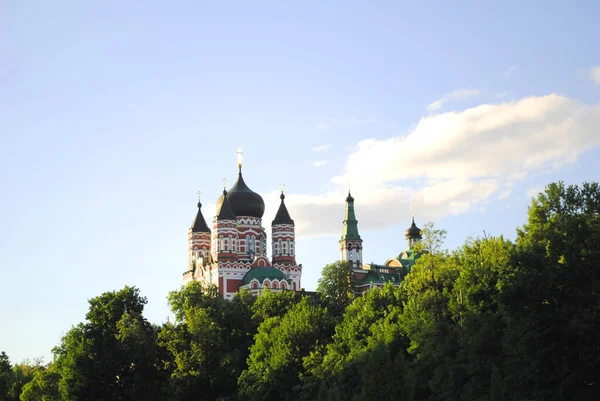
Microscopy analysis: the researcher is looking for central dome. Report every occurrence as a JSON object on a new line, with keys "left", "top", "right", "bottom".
{"left": 216, "top": 168, "right": 265, "bottom": 218}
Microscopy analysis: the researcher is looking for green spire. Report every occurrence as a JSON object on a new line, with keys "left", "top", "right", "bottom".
{"left": 341, "top": 191, "right": 361, "bottom": 240}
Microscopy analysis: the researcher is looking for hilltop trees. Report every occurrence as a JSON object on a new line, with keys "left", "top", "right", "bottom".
{"left": 500, "top": 182, "right": 600, "bottom": 400}
{"left": 158, "top": 282, "right": 256, "bottom": 401}
{"left": 4, "top": 181, "right": 599, "bottom": 401}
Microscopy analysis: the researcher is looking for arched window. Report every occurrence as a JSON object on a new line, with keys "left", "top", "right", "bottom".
{"left": 282, "top": 242, "right": 287, "bottom": 254}
{"left": 263, "top": 281, "right": 270, "bottom": 288}
{"left": 252, "top": 281, "right": 258, "bottom": 289}
{"left": 290, "top": 243, "right": 294, "bottom": 254}
{"left": 272, "top": 281, "right": 279, "bottom": 289}
{"left": 281, "top": 281, "right": 287, "bottom": 289}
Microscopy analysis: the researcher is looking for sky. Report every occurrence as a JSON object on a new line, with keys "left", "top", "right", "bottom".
{"left": 1, "top": 0, "right": 600, "bottom": 363}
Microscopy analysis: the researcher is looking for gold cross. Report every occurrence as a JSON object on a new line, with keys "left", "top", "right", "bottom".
{"left": 236, "top": 147, "right": 244, "bottom": 167}
{"left": 197, "top": 190, "right": 202, "bottom": 201}
{"left": 411, "top": 203, "right": 415, "bottom": 218}
{"left": 222, "top": 177, "right": 227, "bottom": 189}
{"left": 280, "top": 182, "right": 285, "bottom": 193}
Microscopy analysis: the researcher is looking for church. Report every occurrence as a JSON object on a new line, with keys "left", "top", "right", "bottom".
{"left": 338, "top": 192, "right": 423, "bottom": 295}
{"left": 182, "top": 152, "right": 302, "bottom": 299}
{"left": 182, "top": 150, "right": 422, "bottom": 298}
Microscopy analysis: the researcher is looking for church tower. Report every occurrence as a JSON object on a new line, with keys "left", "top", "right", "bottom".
{"left": 272, "top": 189, "right": 295, "bottom": 264}
{"left": 212, "top": 189, "right": 239, "bottom": 263}
{"left": 188, "top": 197, "right": 211, "bottom": 269}
{"left": 404, "top": 213, "right": 422, "bottom": 249}
{"left": 340, "top": 191, "right": 363, "bottom": 269}
{"left": 271, "top": 187, "right": 302, "bottom": 289}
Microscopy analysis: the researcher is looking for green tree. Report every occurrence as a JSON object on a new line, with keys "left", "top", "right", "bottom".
{"left": 238, "top": 297, "right": 335, "bottom": 401}
{"left": 19, "top": 367, "right": 60, "bottom": 401}
{"left": 8, "top": 361, "right": 41, "bottom": 401}
{"left": 449, "top": 236, "right": 513, "bottom": 401}
{"left": 501, "top": 182, "right": 600, "bottom": 400}
{"left": 0, "top": 352, "right": 12, "bottom": 401}
{"left": 414, "top": 221, "right": 447, "bottom": 255}
{"left": 251, "top": 289, "right": 303, "bottom": 324}
{"left": 52, "top": 286, "right": 163, "bottom": 401}
{"left": 159, "top": 283, "right": 256, "bottom": 401}
{"left": 317, "top": 261, "right": 355, "bottom": 316}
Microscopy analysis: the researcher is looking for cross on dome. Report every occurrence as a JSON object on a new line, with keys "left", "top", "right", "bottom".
{"left": 222, "top": 177, "right": 227, "bottom": 189}
{"left": 280, "top": 182, "right": 285, "bottom": 193}
{"left": 236, "top": 147, "right": 244, "bottom": 167}
{"left": 197, "top": 190, "right": 202, "bottom": 201}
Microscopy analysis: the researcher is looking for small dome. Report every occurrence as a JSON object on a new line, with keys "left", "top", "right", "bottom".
{"left": 404, "top": 217, "right": 422, "bottom": 238}
{"left": 216, "top": 168, "right": 265, "bottom": 218}
{"left": 346, "top": 191, "right": 354, "bottom": 202}
{"left": 272, "top": 192, "right": 294, "bottom": 226}
{"left": 191, "top": 201, "right": 210, "bottom": 232}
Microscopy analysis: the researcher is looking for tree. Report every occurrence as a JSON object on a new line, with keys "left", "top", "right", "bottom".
{"left": 52, "top": 286, "right": 164, "bottom": 401}
{"left": 251, "top": 289, "right": 303, "bottom": 325}
{"left": 307, "top": 285, "right": 413, "bottom": 401}
{"left": 0, "top": 352, "right": 12, "bottom": 401}
{"left": 414, "top": 222, "right": 447, "bottom": 255}
{"left": 19, "top": 367, "right": 61, "bottom": 401}
{"left": 501, "top": 182, "right": 600, "bottom": 400}
{"left": 159, "top": 283, "right": 256, "bottom": 401}
{"left": 8, "top": 361, "right": 40, "bottom": 401}
{"left": 238, "top": 297, "right": 335, "bottom": 401}
{"left": 317, "top": 261, "right": 355, "bottom": 316}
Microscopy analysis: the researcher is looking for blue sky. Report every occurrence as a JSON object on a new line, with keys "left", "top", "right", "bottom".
{"left": 1, "top": 0, "right": 599, "bottom": 363}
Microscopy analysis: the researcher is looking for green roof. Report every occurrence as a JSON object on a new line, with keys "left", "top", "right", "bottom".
{"left": 242, "top": 267, "right": 291, "bottom": 285}
{"left": 341, "top": 192, "right": 361, "bottom": 240}
{"left": 397, "top": 249, "right": 422, "bottom": 268}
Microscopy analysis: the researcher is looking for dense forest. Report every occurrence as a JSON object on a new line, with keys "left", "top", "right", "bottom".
{"left": 2, "top": 181, "right": 599, "bottom": 401}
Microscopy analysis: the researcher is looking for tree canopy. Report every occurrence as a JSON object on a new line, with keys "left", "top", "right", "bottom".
{"left": 4, "top": 181, "right": 599, "bottom": 401}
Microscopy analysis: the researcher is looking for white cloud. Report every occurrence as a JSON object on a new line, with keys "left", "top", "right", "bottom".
{"left": 312, "top": 160, "right": 328, "bottom": 167}
{"left": 427, "top": 89, "right": 480, "bottom": 111}
{"left": 261, "top": 94, "right": 600, "bottom": 239}
{"left": 590, "top": 66, "right": 600, "bottom": 85}
{"left": 496, "top": 91, "right": 510, "bottom": 98}
{"left": 503, "top": 65, "right": 518, "bottom": 77}
{"left": 311, "top": 144, "right": 332, "bottom": 152}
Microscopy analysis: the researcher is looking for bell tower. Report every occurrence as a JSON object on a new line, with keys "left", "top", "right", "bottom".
{"left": 340, "top": 191, "right": 363, "bottom": 269}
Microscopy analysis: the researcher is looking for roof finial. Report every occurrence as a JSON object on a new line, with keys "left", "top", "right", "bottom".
{"left": 411, "top": 203, "right": 415, "bottom": 223}
{"left": 236, "top": 147, "right": 244, "bottom": 169}
{"left": 280, "top": 182, "right": 285, "bottom": 193}
{"left": 222, "top": 177, "right": 227, "bottom": 189}
{"left": 197, "top": 190, "right": 202, "bottom": 204}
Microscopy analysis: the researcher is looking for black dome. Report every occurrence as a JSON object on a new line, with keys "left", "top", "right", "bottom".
{"left": 404, "top": 217, "right": 422, "bottom": 238}
{"left": 216, "top": 168, "right": 265, "bottom": 219}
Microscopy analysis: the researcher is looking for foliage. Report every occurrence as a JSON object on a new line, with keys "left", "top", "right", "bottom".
{"left": 414, "top": 221, "right": 447, "bottom": 255}
{"left": 238, "top": 297, "right": 335, "bottom": 401}
{"left": 53, "top": 286, "right": 164, "bottom": 401}
{"left": 0, "top": 352, "right": 12, "bottom": 401}
{"left": 5, "top": 181, "right": 600, "bottom": 401}
{"left": 19, "top": 367, "right": 61, "bottom": 401}
{"left": 159, "top": 283, "right": 256, "bottom": 401}
{"left": 317, "top": 261, "right": 355, "bottom": 316}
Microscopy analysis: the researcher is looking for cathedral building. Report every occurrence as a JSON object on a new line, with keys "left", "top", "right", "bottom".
{"left": 182, "top": 151, "right": 422, "bottom": 299}
{"left": 340, "top": 192, "right": 423, "bottom": 295}
{"left": 183, "top": 154, "right": 302, "bottom": 299}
